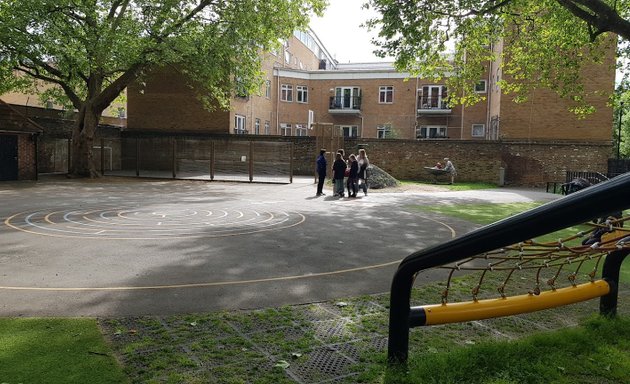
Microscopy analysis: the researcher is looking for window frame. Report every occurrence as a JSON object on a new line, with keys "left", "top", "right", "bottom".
{"left": 255, "top": 118, "right": 261, "bottom": 135}
{"left": 471, "top": 123, "right": 485, "bottom": 137}
{"left": 416, "top": 125, "right": 447, "bottom": 139}
{"left": 234, "top": 115, "right": 246, "bottom": 134}
{"left": 264, "top": 121, "right": 270, "bottom": 135}
{"left": 379, "top": 86, "right": 394, "bottom": 104}
{"left": 296, "top": 85, "right": 308, "bottom": 103}
{"left": 265, "top": 80, "right": 271, "bottom": 99}
{"left": 281, "top": 84, "right": 293, "bottom": 102}
{"left": 280, "top": 123, "right": 292, "bottom": 136}
{"left": 377, "top": 124, "right": 391, "bottom": 139}
{"left": 295, "top": 124, "right": 308, "bottom": 136}
{"left": 337, "top": 125, "right": 358, "bottom": 138}
{"left": 475, "top": 80, "right": 487, "bottom": 93}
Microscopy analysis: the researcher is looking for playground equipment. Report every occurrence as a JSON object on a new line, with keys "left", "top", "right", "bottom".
{"left": 388, "top": 173, "right": 630, "bottom": 364}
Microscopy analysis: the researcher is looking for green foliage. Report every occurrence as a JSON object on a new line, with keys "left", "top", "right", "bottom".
{"left": 0, "top": 318, "right": 128, "bottom": 383}
{"left": 366, "top": 0, "right": 618, "bottom": 115}
{"left": 0, "top": 0, "right": 325, "bottom": 110}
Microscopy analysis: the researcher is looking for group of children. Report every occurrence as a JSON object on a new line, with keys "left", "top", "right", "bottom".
{"left": 332, "top": 148, "right": 369, "bottom": 198}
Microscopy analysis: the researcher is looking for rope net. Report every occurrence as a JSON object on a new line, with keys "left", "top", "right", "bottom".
{"left": 435, "top": 215, "right": 630, "bottom": 306}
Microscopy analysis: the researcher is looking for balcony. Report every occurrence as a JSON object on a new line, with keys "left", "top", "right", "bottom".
{"left": 329, "top": 96, "right": 362, "bottom": 114}
{"left": 417, "top": 96, "right": 451, "bottom": 115}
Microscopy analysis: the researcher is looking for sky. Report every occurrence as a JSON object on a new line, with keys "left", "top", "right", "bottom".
{"left": 308, "top": 0, "right": 393, "bottom": 63}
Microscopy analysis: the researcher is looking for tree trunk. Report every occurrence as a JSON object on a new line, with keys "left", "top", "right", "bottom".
{"left": 70, "top": 106, "right": 101, "bottom": 178}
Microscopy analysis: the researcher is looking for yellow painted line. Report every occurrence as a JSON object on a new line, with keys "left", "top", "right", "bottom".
{"left": 2, "top": 213, "right": 457, "bottom": 291}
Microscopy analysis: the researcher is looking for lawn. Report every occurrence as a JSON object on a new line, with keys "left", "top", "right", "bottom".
{"left": 0, "top": 318, "right": 128, "bottom": 384}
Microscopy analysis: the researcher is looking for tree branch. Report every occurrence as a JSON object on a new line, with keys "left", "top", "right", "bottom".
{"left": 15, "top": 63, "right": 83, "bottom": 109}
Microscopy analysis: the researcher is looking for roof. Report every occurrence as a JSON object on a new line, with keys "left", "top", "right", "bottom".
{"left": 0, "top": 98, "right": 45, "bottom": 134}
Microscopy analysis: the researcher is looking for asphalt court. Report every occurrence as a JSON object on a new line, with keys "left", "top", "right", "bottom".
{"left": 0, "top": 176, "right": 557, "bottom": 317}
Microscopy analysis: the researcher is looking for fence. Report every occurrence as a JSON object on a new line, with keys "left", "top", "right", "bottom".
{"left": 99, "top": 136, "right": 294, "bottom": 183}
{"left": 38, "top": 135, "right": 294, "bottom": 183}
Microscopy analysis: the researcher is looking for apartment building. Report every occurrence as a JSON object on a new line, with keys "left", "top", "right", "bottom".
{"left": 128, "top": 28, "right": 615, "bottom": 143}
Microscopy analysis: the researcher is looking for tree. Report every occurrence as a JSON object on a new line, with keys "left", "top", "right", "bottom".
{"left": 0, "top": 0, "right": 325, "bottom": 177}
{"left": 615, "top": 81, "right": 630, "bottom": 157}
{"left": 365, "top": 0, "right": 625, "bottom": 113}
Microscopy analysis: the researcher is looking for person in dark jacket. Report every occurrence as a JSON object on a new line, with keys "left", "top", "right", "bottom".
{"left": 316, "top": 149, "right": 327, "bottom": 196}
{"left": 332, "top": 153, "right": 347, "bottom": 197}
{"left": 346, "top": 154, "right": 358, "bottom": 197}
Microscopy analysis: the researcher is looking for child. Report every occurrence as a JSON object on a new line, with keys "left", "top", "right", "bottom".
{"left": 332, "top": 153, "right": 347, "bottom": 197}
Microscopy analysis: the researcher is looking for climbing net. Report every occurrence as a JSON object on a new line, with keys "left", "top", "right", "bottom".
{"left": 437, "top": 215, "right": 630, "bottom": 306}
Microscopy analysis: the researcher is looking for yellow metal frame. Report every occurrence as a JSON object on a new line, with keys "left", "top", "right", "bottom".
{"left": 420, "top": 280, "right": 610, "bottom": 326}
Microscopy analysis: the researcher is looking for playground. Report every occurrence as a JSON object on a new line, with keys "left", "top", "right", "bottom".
{"left": 0, "top": 176, "right": 558, "bottom": 317}
{"left": 2, "top": 176, "right": 630, "bottom": 383}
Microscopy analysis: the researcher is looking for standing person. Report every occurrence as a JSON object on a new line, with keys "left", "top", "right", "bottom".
{"left": 315, "top": 149, "right": 327, "bottom": 196}
{"left": 357, "top": 148, "right": 369, "bottom": 196}
{"left": 346, "top": 154, "right": 358, "bottom": 197}
{"left": 443, "top": 157, "right": 457, "bottom": 184}
{"left": 332, "top": 152, "right": 347, "bottom": 197}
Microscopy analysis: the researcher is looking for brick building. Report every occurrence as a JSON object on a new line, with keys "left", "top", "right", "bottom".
{"left": 128, "top": 28, "right": 615, "bottom": 145}
{"left": 0, "top": 100, "right": 43, "bottom": 181}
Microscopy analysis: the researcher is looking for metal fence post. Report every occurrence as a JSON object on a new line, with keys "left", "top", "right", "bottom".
{"left": 135, "top": 137, "right": 140, "bottom": 177}
{"left": 210, "top": 141, "right": 215, "bottom": 181}
{"left": 100, "top": 138, "right": 105, "bottom": 176}
{"left": 249, "top": 141, "right": 253, "bottom": 182}
{"left": 290, "top": 142, "right": 294, "bottom": 183}
{"left": 172, "top": 137, "right": 177, "bottom": 179}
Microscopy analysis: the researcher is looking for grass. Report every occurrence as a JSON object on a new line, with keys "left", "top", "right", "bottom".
{"left": 0, "top": 318, "right": 128, "bottom": 384}
{"left": 400, "top": 180, "right": 498, "bottom": 191}
{"left": 387, "top": 316, "right": 630, "bottom": 384}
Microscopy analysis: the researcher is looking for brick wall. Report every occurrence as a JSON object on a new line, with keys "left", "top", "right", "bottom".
{"left": 18, "top": 134, "right": 37, "bottom": 180}
{"left": 290, "top": 137, "right": 612, "bottom": 186}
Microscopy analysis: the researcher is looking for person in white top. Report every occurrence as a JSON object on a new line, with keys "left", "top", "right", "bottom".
{"left": 443, "top": 157, "right": 457, "bottom": 184}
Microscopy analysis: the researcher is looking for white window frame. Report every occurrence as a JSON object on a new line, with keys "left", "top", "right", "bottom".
{"left": 264, "top": 121, "right": 270, "bottom": 135}
{"left": 281, "top": 84, "right": 293, "bottom": 102}
{"left": 265, "top": 80, "right": 271, "bottom": 98}
{"left": 333, "top": 87, "right": 361, "bottom": 109}
{"left": 295, "top": 124, "right": 308, "bottom": 137}
{"left": 416, "top": 126, "right": 447, "bottom": 139}
{"left": 377, "top": 125, "right": 391, "bottom": 139}
{"left": 475, "top": 80, "right": 487, "bottom": 93}
{"left": 338, "top": 125, "right": 358, "bottom": 138}
{"left": 379, "top": 86, "right": 394, "bottom": 104}
{"left": 280, "top": 123, "right": 292, "bottom": 136}
{"left": 419, "top": 85, "right": 448, "bottom": 109}
{"left": 255, "top": 118, "right": 261, "bottom": 135}
{"left": 235, "top": 115, "right": 246, "bottom": 134}
{"left": 472, "top": 123, "right": 485, "bottom": 137}
{"left": 296, "top": 85, "right": 308, "bottom": 103}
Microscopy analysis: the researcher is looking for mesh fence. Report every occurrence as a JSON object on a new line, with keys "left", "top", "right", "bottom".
{"left": 38, "top": 137, "right": 69, "bottom": 174}
{"left": 91, "top": 136, "right": 292, "bottom": 183}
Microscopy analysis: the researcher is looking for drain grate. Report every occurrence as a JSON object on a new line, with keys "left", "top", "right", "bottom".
{"left": 287, "top": 346, "right": 355, "bottom": 383}
{"left": 312, "top": 318, "right": 356, "bottom": 343}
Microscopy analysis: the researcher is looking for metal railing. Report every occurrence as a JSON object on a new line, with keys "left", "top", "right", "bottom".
{"left": 328, "top": 96, "right": 361, "bottom": 111}
{"left": 388, "top": 172, "right": 630, "bottom": 364}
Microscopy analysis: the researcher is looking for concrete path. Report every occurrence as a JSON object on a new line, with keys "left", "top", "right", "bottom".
{"left": 0, "top": 176, "right": 558, "bottom": 317}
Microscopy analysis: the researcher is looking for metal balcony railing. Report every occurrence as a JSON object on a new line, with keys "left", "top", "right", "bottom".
{"left": 417, "top": 96, "right": 450, "bottom": 114}
{"left": 329, "top": 96, "right": 361, "bottom": 111}
{"left": 388, "top": 173, "right": 630, "bottom": 364}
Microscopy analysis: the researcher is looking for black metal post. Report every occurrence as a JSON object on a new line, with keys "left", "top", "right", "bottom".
{"left": 618, "top": 102, "right": 624, "bottom": 160}
{"left": 100, "top": 138, "right": 105, "bottom": 176}
{"left": 600, "top": 248, "right": 629, "bottom": 317}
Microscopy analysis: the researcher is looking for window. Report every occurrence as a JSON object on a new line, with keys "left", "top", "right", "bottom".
{"left": 280, "top": 123, "right": 292, "bottom": 136}
{"left": 416, "top": 126, "right": 447, "bottom": 139}
{"left": 45, "top": 100, "right": 53, "bottom": 109}
{"left": 265, "top": 80, "right": 271, "bottom": 98}
{"left": 255, "top": 118, "right": 261, "bottom": 135}
{"left": 472, "top": 124, "right": 485, "bottom": 137}
{"left": 379, "top": 86, "right": 394, "bottom": 103}
{"left": 338, "top": 125, "right": 358, "bottom": 138}
{"left": 295, "top": 124, "right": 308, "bottom": 136}
{"left": 281, "top": 84, "right": 293, "bottom": 102}
{"left": 475, "top": 80, "right": 487, "bottom": 93}
{"left": 264, "top": 121, "right": 270, "bottom": 135}
{"left": 296, "top": 85, "right": 308, "bottom": 103}
{"left": 235, "top": 115, "right": 246, "bottom": 134}
{"left": 332, "top": 87, "right": 361, "bottom": 110}
{"left": 419, "top": 85, "right": 448, "bottom": 109}
{"left": 377, "top": 125, "right": 391, "bottom": 139}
